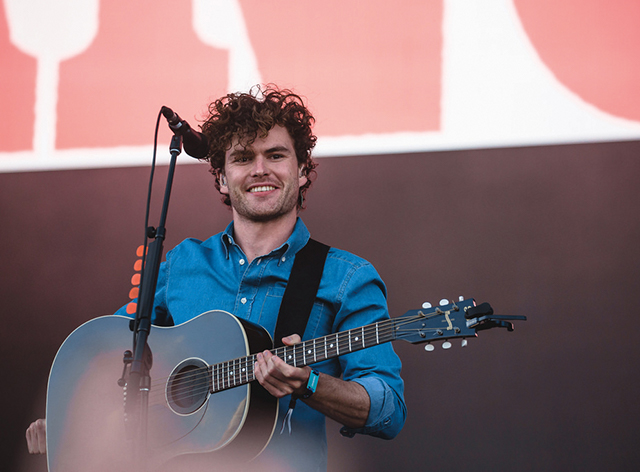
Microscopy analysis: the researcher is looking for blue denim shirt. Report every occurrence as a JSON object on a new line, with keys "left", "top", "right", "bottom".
{"left": 116, "top": 218, "right": 406, "bottom": 471}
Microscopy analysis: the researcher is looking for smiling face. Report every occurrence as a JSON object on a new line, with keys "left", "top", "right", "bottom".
{"left": 220, "top": 125, "right": 308, "bottom": 224}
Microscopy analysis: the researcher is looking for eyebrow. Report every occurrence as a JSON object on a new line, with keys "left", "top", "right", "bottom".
{"left": 229, "top": 148, "right": 252, "bottom": 158}
{"left": 265, "top": 145, "right": 293, "bottom": 154}
{"left": 229, "top": 145, "right": 292, "bottom": 158}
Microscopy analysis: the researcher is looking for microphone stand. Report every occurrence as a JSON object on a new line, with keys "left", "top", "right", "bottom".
{"left": 126, "top": 134, "right": 183, "bottom": 470}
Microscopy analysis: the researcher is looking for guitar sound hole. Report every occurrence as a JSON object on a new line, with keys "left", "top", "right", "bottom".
{"left": 166, "top": 358, "right": 210, "bottom": 415}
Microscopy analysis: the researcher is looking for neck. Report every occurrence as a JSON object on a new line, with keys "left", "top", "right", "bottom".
{"left": 231, "top": 212, "right": 298, "bottom": 263}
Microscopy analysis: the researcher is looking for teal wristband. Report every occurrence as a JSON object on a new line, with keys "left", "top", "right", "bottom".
{"left": 302, "top": 369, "right": 320, "bottom": 399}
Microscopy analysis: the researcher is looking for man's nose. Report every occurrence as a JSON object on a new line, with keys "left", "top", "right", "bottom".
{"left": 251, "top": 155, "right": 268, "bottom": 176}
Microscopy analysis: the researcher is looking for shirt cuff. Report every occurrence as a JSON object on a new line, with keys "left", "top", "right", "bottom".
{"left": 339, "top": 377, "right": 400, "bottom": 439}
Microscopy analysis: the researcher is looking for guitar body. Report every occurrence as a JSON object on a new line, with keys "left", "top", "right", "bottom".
{"left": 46, "top": 310, "right": 278, "bottom": 472}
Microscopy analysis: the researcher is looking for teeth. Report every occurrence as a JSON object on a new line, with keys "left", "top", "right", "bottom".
{"left": 250, "top": 186, "right": 276, "bottom": 193}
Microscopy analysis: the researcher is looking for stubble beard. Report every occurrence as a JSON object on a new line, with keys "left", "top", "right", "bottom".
{"left": 229, "top": 183, "right": 299, "bottom": 223}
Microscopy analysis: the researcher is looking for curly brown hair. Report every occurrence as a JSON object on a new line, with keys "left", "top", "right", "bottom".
{"left": 199, "top": 85, "right": 318, "bottom": 208}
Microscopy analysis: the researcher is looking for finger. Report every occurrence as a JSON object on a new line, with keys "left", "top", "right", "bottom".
{"left": 254, "top": 353, "right": 295, "bottom": 397}
{"left": 26, "top": 425, "right": 33, "bottom": 453}
{"left": 256, "top": 352, "right": 289, "bottom": 384}
{"left": 36, "top": 419, "right": 46, "bottom": 454}
{"left": 26, "top": 422, "right": 39, "bottom": 454}
{"left": 254, "top": 364, "right": 290, "bottom": 397}
{"left": 263, "top": 351, "right": 299, "bottom": 381}
{"left": 282, "top": 333, "right": 301, "bottom": 345}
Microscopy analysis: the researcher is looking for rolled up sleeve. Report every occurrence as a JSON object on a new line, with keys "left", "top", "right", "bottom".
{"left": 340, "top": 376, "right": 407, "bottom": 439}
{"left": 330, "top": 258, "right": 407, "bottom": 440}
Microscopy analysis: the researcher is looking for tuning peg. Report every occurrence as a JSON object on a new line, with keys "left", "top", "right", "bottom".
{"left": 442, "top": 341, "right": 452, "bottom": 349}
{"left": 439, "top": 299, "right": 449, "bottom": 306}
{"left": 422, "top": 302, "right": 432, "bottom": 309}
{"left": 458, "top": 295, "right": 464, "bottom": 302}
{"left": 461, "top": 339, "right": 468, "bottom": 347}
{"left": 425, "top": 343, "right": 434, "bottom": 351}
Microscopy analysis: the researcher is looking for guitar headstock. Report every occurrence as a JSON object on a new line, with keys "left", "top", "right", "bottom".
{"left": 394, "top": 298, "right": 526, "bottom": 350}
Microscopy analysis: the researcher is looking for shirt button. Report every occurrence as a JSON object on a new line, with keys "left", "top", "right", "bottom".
{"left": 239, "top": 259, "right": 245, "bottom": 265}
{"left": 241, "top": 297, "right": 247, "bottom": 304}
{"left": 281, "top": 256, "right": 286, "bottom": 263}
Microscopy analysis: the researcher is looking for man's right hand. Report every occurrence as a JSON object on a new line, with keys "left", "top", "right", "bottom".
{"left": 26, "top": 418, "right": 46, "bottom": 454}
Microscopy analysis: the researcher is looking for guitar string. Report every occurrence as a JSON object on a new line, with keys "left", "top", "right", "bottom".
{"left": 142, "top": 312, "right": 451, "bottom": 404}
{"left": 142, "top": 312, "right": 448, "bottom": 404}
{"left": 140, "top": 320, "right": 398, "bottom": 404}
{"left": 143, "top": 315, "right": 404, "bottom": 396}
{"left": 143, "top": 311, "right": 449, "bottom": 404}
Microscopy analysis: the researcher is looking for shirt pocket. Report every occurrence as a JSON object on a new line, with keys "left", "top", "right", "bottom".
{"left": 256, "top": 284, "right": 287, "bottom": 335}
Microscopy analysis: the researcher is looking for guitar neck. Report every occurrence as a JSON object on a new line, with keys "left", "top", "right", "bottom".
{"left": 210, "top": 317, "right": 399, "bottom": 394}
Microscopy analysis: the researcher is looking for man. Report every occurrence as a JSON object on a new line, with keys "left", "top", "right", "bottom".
{"left": 27, "top": 85, "right": 406, "bottom": 471}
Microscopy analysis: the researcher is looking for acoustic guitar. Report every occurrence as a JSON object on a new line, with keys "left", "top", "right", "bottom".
{"left": 45, "top": 298, "right": 524, "bottom": 471}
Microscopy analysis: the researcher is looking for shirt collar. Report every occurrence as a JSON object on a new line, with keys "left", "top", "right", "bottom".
{"left": 219, "top": 217, "right": 311, "bottom": 263}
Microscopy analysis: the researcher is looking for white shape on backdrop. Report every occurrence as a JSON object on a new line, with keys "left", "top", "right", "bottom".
{"left": 3, "top": 0, "right": 99, "bottom": 159}
{"left": 439, "top": 0, "right": 640, "bottom": 148}
{"left": 192, "top": 0, "right": 262, "bottom": 93}
{"left": 316, "top": 0, "right": 640, "bottom": 157}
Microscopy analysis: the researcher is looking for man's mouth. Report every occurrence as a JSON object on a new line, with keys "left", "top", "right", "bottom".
{"left": 249, "top": 185, "right": 277, "bottom": 193}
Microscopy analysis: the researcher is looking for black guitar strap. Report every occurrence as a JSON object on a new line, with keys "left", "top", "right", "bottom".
{"left": 273, "top": 238, "right": 330, "bottom": 348}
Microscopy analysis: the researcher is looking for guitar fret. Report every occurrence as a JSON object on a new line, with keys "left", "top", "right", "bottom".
{"left": 324, "top": 335, "right": 328, "bottom": 361}
{"left": 307, "top": 342, "right": 313, "bottom": 364}
{"left": 231, "top": 359, "right": 236, "bottom": 386}
{"left": 253, "top": 354, "right": 257, "bottom": 380}
{"left": 242, "top": 357, "right": 247, "bottom": 384}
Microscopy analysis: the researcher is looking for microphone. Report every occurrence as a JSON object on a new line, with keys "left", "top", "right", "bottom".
{"left": 161, "top": 106, "right": 209, "bottom": 158}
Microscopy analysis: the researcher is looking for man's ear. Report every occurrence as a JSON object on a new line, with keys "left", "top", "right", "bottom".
{"left": 218, "top": 171, "right": 228, "bottom": 193}
{"left": 298, "top": 167, "right": 308, "bottom": 187}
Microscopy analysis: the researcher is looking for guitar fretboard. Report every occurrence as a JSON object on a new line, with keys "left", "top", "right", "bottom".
{"left": 209, "top": 317, "right": 399, "bottom": 394}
